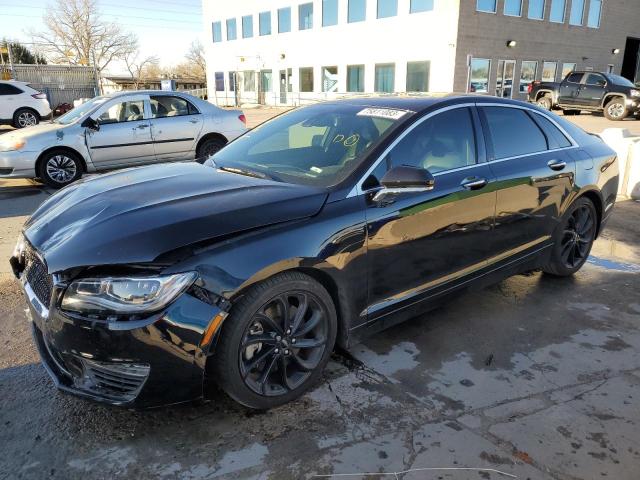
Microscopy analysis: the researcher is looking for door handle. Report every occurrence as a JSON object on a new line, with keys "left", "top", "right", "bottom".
{"left": 461, "top": 177, "right": 488, "bottom": 190}
{"left": 189, "top": 119, "right": 199, "bottom": 124}
{"left": 547, "top": 159, "right": 567, "bottom": 171}
{"left": 137, "top": 124, "right": 149, "bottom": 129}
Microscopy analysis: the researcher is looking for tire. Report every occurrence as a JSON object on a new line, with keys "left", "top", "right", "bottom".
{"left": 603, "top": 97, "right": 627, "bottom": 121}
{"left": 37, "top": 149, "right": 83, "bottom": 188}
{"left": 543, "top": 197, "right": 598, "bottom": 277}
{"left": 12, "top": 108, "right": 39, "bottom": 128}
{"left": 212, "top": 271, "right": 337, "bottom": 409}
{"left": 562, "top": 109, "right": 581, "bottom": 116}
{"left": 536, "top": 95, "right": 553, "bottom": 110}
{"left": 196, "top": 136, "right": 226, "bottom": 164}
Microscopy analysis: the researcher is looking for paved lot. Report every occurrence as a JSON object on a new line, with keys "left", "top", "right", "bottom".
{"left": 1, "top": 106, "right": 640, "bottom": 480}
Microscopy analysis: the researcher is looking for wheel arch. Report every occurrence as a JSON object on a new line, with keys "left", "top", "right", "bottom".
{"left": 601, "top": 93, "right": 627, "bottom": 108}
{"left": 535, "top": 89, "right": 555, "bottom": 102}
{"left": 576, "top": 189, "right": 604, "bottom": 237}
{"left": 196, "top": 132, "right": 228, "bottom": 157}
{"left": 13, "top": 106, "right": 40, "bottom": 120}
{"left": 36, "top": 146, "right": 88, "bottom": 175}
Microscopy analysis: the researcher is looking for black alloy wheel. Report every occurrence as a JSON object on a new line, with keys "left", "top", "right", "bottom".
{"left": 544, "top": 198, "right": 597, "bottom": 276}
{"left": 212, "top": 272, "right": 337, "bottom": 409}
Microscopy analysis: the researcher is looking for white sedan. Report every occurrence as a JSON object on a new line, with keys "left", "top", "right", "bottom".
{"left": 0, "top": 90, "right": 247, "bottom": 187}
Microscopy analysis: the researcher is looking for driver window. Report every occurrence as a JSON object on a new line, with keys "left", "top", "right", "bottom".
{"left": 97, "top": 100, "right": 145, "bottom": 124}
{"left": 386, "top": 108, "right": 477, "bottom": 174}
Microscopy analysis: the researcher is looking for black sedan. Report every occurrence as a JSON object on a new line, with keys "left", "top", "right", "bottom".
{"left": 11, "top": 95, "right": 619, "bottom": 409}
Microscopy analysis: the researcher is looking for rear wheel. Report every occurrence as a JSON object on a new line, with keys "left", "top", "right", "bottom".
{"left": 604, "top": 97, "right": 627, "bottom": 121}
{"left": 196, "top": 136, "right": 226, "bottom": 164}
{"left": 212, "top": 272, "right": 337, "bottom": 409}
{"left": 543, "top": 198, "right": 597, "bottom": 277}
{"left": 37, "top": 150, "right": 83, "bottom": 188}
{"left": 13, "top": 108, "right": 39, "bottom": 128}
{"left": 536, "top": 95, "right": 553, "bottom": 110}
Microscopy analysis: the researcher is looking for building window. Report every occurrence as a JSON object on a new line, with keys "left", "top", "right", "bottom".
{"left": 406, "top": 61, "right": 430, "bottom": 92}
{"left": 278, "top": 7, "right": 291, "bottom": 32}
{"left": 476, "top": 0, "right": 496, "bottom": 13}
{"left": 410, "top": 0, "right": 434, "bottom": 13}
{"left": 469, "top": 58, "right": 490, "bottom": 93}
{"left": 243, "top": 71, "right": 255, "bottom": 91}
{"left": 215, "top": 72, "right": 224, "bottom": 91}
{"left": 228, "top": 72, "right": 236, "bottom": 91}
{"left": 212, "top": 22, "right": 222, "bottom": 43}
{"left": 569, "top": 0, "right": 584, "bottom": 25}
{"left": 299, "top": 67, "right": 314, "bottom": 92}
{"left": 587, "top": 0, "right": 602, "bottom": 28}
{"left": 299, "top": 3, "right": 314, "bottom": 30}
{"left": 528, "top": 0, "right": 545, "bottom": 19}
{"left": 504, "top": 0, "right": 522, "bottom": 16}
{"left": 322, "top": 66, "right": 338, "bottom": 92}
{"left": 549, "top": 0, "right": 565, "bottom": 22}
{"left": 520, "top": 61, "right": 538, "bottom": 93}
{"left": 561, "top": 62, "right": 577, "bottom": 79}
{"left": 259, "top": 11, "right": 271, "bottom": 35}
{"left": 377, "top": 0, "right": 397, "bottom": 19}
{"left": 226, "top": 19, "right": 237, "bottom": 41}
{"left": 242, "top": 15, "right": 253, "bottom": 38}
{"left": 261, "top": 70, "right": 273, "bottom": 92}
{"left": 323, "top": 0, "right": 339, "bottom": 26}
{"left": 375, "top": 63, "right": 395, "bottom": 92}
{"left": 542, "top": 61, "right": 557, "bottom": 82}
{"left": 347, "top": 65, "right": 365, "bottom": 92}
{"left": 348, "top": 0, "right": 366, "bottom": 22}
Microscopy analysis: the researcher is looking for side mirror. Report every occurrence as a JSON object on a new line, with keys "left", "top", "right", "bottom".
{"left": 373, "top": 165, "right": 435, "bottom": 202}
{"left": 597, "top": 80, "right": 606, "bottom": 87}
{"left": 81, "top": 117, "right": 100, "bottom": 131}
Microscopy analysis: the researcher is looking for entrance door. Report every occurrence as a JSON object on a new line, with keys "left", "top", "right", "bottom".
{"left": 259, "top": 70, "right": 272, "bottom": 105}
{"left": 621, "top": 37, "right": 640, "bottom": 83}
{"left": 279, "top": 70, "right": 287, "bottom": 104}
{"left": 495, "top": 60, "right": 515, "bottom": 98}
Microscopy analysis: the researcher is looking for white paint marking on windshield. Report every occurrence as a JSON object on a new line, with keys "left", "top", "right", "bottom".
{"left": 356, "top": 108, "right": 408, "bottom": 120}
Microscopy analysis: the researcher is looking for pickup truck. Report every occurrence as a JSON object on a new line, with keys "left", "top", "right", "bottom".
{"left": 528, "top": 71, "right": 640, "bottom": 121}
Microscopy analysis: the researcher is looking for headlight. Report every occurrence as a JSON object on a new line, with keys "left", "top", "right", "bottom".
{"left": 61, "top": 272, "right": 198, "bottom": 315}
{"left": 0, "top": 137, "right": 26, "bottom": 152}
{"left": 631, "top": 89, "right": 640, "bottom": 98}
{"left": 13, "top": 235, "right": 25, "bottom": 259}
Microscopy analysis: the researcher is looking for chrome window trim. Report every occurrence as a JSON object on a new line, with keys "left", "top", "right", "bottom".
{"left": 347, "top": 102, "right": 578, "bottom": 198}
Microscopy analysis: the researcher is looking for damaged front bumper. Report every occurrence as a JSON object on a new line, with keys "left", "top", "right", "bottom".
{"left": 12, "top": 247, "right": 228, "bottom": 408}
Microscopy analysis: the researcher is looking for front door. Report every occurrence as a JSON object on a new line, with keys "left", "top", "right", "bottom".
{"left": 85, "top": 95, "right": 155, "bottom": 168}
{"left": 577, "top": 72, "right": 607, "bottom": 107}
{"left": 558, "top": 72, "right": 584, "bottom": 104}
{"left": 279, "top": 70, "right": 287, "bottom": 104}
{"left": 259, "top": 70, "right": 272, "bottom": 105}
{"left": 478, "top": 105, "right": 576, "bottom": 261}
{"left": 149, "top": 95, "right": 203, "bottom": 161}
{"left": 364, "top": 106, "right": 496, "bottom": 324}
{"left": 495, "top": 60, "right": 516, "bottom": 98}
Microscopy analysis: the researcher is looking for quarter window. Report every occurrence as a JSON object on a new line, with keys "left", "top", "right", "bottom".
{"left": 587, "top": 0, "right": 602, "bottom": 28}
{"left": 549, "top": 0, "right": 566, "bottom": 22}
{"left": 299, "top": 3, "right": 314, "bottom": 30}
{"left": 406, "top": 61, "right": 430, "bottom": 92}
{"left": 410, "top": 0, "right": 434, "bottom": 13}
{"left": 504, "top": 0, "right": 522, "bottom": 16}
{"left": 386, "top": 107, "right": 477, "bottom": 173}
{"left": 226, "top": 19, "right": 237, "bottom": 41}
{"left": 278, "top": 7, "right": 292, "bottom": 32}
{"left": 348, "top": 0, "right": 366, "bottom": 22}
{"left": 482, "top": 107, "right": 548, "bottom": 159}
{"left": 519, "top": 61, "right": 538, "bottom": 93}
{"left": 150, "top": 96, "right": 197, "bottom": 118}
{"left": 569, "top": 0, "right": 585, "bottom": 25}
{"left": 242, "top": 15, "right": 253, "bottom": 38}
{"left": 347, "top": 65, "right": 365, "bottom": 92}
{"left": 469, "top": 58, "right": 490, "bottom": 93}
{"left": 528, "top": 0, "right": 545, "bottom": 19}
{"left": 476, "top": 0, "right": 497, "bottom": 13}
{"left": 375, "top": 64, "right": 395, "bottom": 92}
{"left": 259, "top": 11, "right": 271, "bottom": 35}
{"left": 566, "top": 71, "right": 583, "bottom": 83}
{"left": 531, "top": 114, "right": 572, "bottom": 148}
{"left": 98, "top": 100, "right": 145, "bottom": 124}
{"left": 377, "top": 0, "right": 397, "bottom": 19}
{"left": 299, "top": 67, "right": 314, "bottom": 92}
{"left": 542, "top": 62, "right": 557, "bottom": 82}
{"left": 322, "top": 0, "right": 339, "bottom": 26}
{"left": 212, "top": 21, "right": 222, "bottom": 42}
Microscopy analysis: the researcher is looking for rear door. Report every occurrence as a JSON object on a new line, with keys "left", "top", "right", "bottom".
{"left": 577, "top": 73, "right": 607, "bottom": 108}
{"left": 149, "top": 95, "right": 203, "bottom": 161}
{"left": 558, "top": 72, "right": 584, "bottom": 105}
{"left": 479, "top": 105, "right": 577, "bottom": 263}
{"left": 85, "top": 94, "right": 155, "bottom": 168}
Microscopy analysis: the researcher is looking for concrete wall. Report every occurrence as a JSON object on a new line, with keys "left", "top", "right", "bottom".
{"left": 454, "top": 0, "right": 640, "bottom": 97}
{"left": 600, "top": 128, "right": 640, "bottom": 199}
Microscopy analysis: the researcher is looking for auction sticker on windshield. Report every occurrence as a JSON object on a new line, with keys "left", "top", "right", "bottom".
{"left": 357, "top": 108, "right": 408, "bottom": 120}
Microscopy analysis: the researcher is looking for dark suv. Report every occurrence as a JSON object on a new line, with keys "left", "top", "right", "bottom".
{"left": 528, "top": 71, "right": 640, "bottom": 121}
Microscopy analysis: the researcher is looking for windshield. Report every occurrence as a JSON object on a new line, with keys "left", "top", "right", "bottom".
{"left": 55, "top": 96, "right": 109, "bottom": 125}
{"left": 212, "top": 103, "right": 406, "bottom": 187}
{"left": 607, "top": 74, "right": 635, "bottom": 88}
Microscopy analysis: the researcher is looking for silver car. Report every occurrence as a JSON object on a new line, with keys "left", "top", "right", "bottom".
{"left": 0, "top": 90, "right": 247, "bottom": 187}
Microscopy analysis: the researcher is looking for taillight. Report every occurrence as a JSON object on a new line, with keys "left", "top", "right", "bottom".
{"left": 527, "top": 84, "right": 533, "bottom": 94}
{"left": 32, "top": 93, "right": 47, "bottom": 100}
{"left": 238, "top": 114, "right": 246, "bottom": 125}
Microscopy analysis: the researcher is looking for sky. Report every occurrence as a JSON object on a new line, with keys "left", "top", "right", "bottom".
{"left": 0, "top": 0, "right": 204, "bottom": 74}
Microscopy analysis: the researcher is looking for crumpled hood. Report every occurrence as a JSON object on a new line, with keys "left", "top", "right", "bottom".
{"left": 24, "top": 163, "right": 327, "bottom": 273}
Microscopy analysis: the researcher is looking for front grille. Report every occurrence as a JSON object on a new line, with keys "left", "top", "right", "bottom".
{"left": 23, "top": 244, "right": 53, "bottom": 307}
{"left": 80, "top": 359, "right": 150, "bottom": 403}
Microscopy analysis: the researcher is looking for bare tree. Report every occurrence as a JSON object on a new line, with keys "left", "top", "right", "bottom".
{"left": 185, "top": 39, "right": 206, "bottom": 78}
{"left": 31, "top": 0, "right": 136, "bottom": 72}
{"left": 124, "top": 50, "right": 160, "bottom": 90}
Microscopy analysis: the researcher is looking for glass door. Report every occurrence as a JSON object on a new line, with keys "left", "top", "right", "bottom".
{"left": 495, "top": 60, "right": 515, "bottom": 98}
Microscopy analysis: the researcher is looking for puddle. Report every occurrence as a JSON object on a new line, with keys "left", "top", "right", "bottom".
{"left": 586, "top": 256, "right": 640, "bottom": 273}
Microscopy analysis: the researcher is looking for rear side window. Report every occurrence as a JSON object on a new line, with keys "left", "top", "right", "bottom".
{"left": 0, "top": 84, "right": 24, "bottom": 95}
{"left": 530, "top": 113, "right": 573, "bottom": 149}
{"left": 482, "top": 107, "right": 547, "bottom": 159}
{"left": 150, "top": 96, "right": 198, "bottom": 118}
{"left": 566, "top": 72, "right": 583, "bottom": 83}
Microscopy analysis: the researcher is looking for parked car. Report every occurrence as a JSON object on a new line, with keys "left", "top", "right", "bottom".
{"left": 11, "top": 96, "right": 618, "bottom": 409}
{"left": 0, "top": 80, "right": 52, "bottom": 128}
{"left": 528, "top": 71, "right": 640, "bottom": 121}
{"left": 0, "top": 90, "right": 247, "bottom": 187}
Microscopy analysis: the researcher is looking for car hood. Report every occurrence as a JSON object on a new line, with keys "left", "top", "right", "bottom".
{"left": 24, "top": 163, "right": 328, "bottom": 273}
{"left": 4, "top": 121, "right": 69, "bottom": 142}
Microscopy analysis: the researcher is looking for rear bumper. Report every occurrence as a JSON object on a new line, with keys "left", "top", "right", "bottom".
{"left": 0, "top": 150, "right": 37, "bottom": 178}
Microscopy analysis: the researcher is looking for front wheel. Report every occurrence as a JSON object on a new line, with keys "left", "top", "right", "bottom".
{"left": 212, "top": 272, "right": 337, "bottom": 409}
{"left": 543, "top": 198, "right": 597, "bottom": 277}
{"left": 604, "top": 98, "right": 627, "bottom": 121}
{"left": 37, "top": 150, "right": 83, "bottom": 188}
